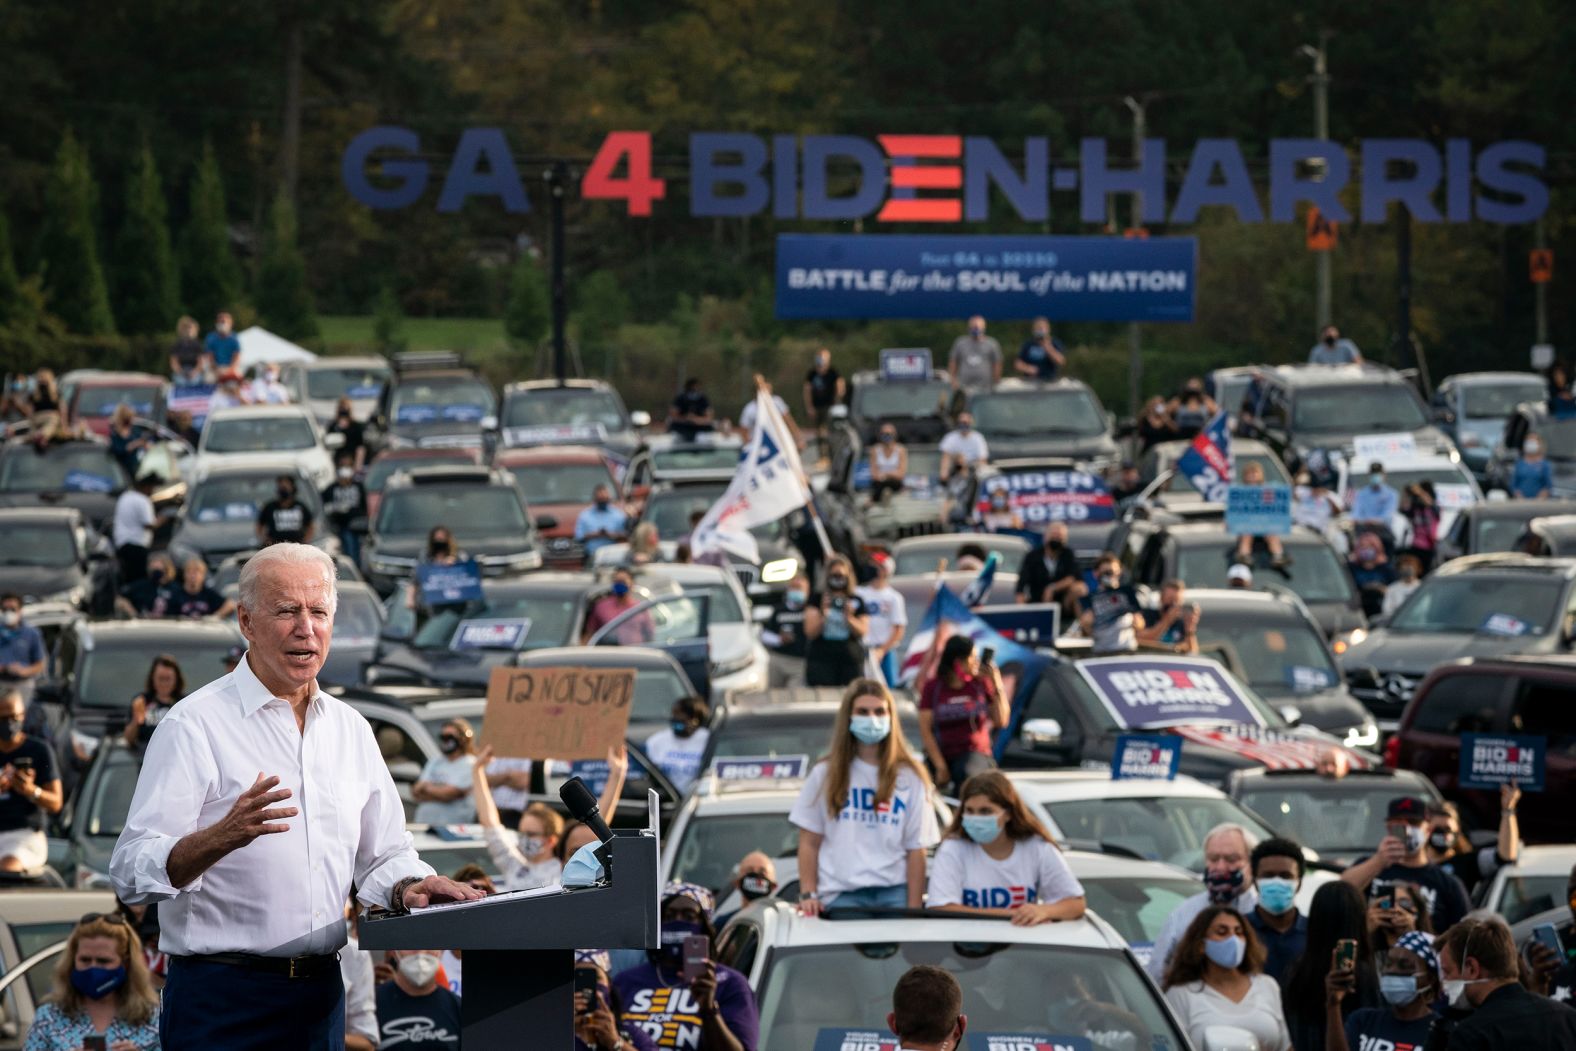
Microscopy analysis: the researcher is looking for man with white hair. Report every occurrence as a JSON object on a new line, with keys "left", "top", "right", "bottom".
{"left": 111, "top": 543, "right": 481, "bottom": 1049}
{"left": 1146, "top": 822, "right": 1260, "bottom": 982}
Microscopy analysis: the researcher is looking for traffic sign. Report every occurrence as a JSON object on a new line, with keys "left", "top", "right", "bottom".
{"left": 1306, "top": 207, "right": 1337, "bottom": 251}
{"left": 1531, "top": 248, "right": 1554, "bottom": 284}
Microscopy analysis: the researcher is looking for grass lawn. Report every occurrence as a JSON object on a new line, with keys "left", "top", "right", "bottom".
{"left": 317, "top": 315, "right": 511, "bottom": 356}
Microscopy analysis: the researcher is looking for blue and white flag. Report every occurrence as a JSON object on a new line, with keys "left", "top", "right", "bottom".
{"left": 691, "top": 389, "right": 811, "bottom": 563}
{"left": 1175, "top": 410, "right": 1233, "bottom": 501}
{"left": 959, "top": 550, "right": 999, "bottom": 608}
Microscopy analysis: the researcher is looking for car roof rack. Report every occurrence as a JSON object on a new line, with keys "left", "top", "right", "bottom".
{"left": 393, "top": 350, "right": 465, "bottom": 373}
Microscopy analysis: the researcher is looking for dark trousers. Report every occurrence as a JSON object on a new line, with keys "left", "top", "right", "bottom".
{"left": 161, "top": 955, "right": 345, "bottom": 1051}
{"left": 944, "top": 750, "right": 996, "bottom": 793}
{"left": 871, "top": 476, "right": 904, "bottom": 502}
{"left": 116, "top": 543, "right": 148, "bottom": 584}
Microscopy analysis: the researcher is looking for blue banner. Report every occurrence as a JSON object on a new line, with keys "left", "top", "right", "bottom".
{"left": 978, "top": 469, "right": 1115, "bottom": 525}
{"left": 1111, "top": 733, "right": 1182, "bottom": 781}
{"left": 878, "top": 347, "right": 933, "bottom": 381}
{"left": 811, "top": 1030, "right": 900, "bottom": 1051}
{"left": 776, "top": 234, "right": 1197, "bottom": 321}
{"left": 969, "top": 1034, "right": 1094, "bottom": 1051}
{"left": 416, "top": 559, "right": 483, "bottom": 605}
{"left": 1459, "top": 733, "right": 1545, "bottom": 791}
{"left": 1076, "top": 656, "right": 1264, "bottom": 729}
{"left": 1226, "top": 484, "right": 1292, "bottom": 536}
{"left": 1176, "top": 410, "right": 1232, "bottom": 501}
{"left": 62, "top": 469, "right": 116, "bottom": 493}
{"left": 976, "top": 603, "right": 1061, "bottom": 647}
{"left": 712, "top": 755, "right": 809, "bottom": 781}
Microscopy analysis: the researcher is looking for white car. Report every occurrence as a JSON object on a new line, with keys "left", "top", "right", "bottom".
{"left": 1006, "top": 770, "right": 1336, "bottom": 911}
{"left": 406, "top": 823, "right": 496, "bottom": 880}
{"left": 1477, "top": 844, "right": 1576, "bottom": 925}
{"left": 188, "top": 404, "right": 341, "bottom": 490}
{"left": 714, "top": 901, "right": 1190, "bottom": 1049}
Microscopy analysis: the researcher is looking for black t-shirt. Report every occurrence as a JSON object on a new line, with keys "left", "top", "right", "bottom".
{"left": 1436, "top": 846, "right": 1504, "bottom": 898}
{"left": 1356, "top": 859, "right": 1472, "bottom": 933}
{"left": 257, "top": 500, "right": 313, "bottom": 543}
{"left": 375, "top": 982, "right": 461, "bottom": 1051}
{"left": 321, "top": 482, "right": 367, "bottom": 528}
{"left": 161, "top": 584, "right": 225, "bottom": 619}
{"left": 805, "top": 367, "right": 842, "bottom": 409}
{"left": 126, "top": 694, "right": 178, "bottom": 746}
{"left": 805, "top": 592, "right": 868, "bottom": 669}
{"left": 171, "top": 338, "right": 204, "bottom": 370}
{"left": 328, "top": 418, "right": 365, "bottom": 455}
{"left": 121, "top": 576, "right": 168, "bottom": 615}
{"left": 765, "top": 604, "right": 808, "bottom": 657}
{"left": 1551, "top": 958, "right": 1575, "bottom": 1007}
{"left": 1015, "top": 545, "right": 1078, "bottom": 602}
{"left": 0, "top": 737, "right": 58, "bottom": 832}
{"left": 671, "top": 389, "right": 711, "bottom": 418}
{"left": 1343, "top": 1006, "right": 1437, "bottom": 1051}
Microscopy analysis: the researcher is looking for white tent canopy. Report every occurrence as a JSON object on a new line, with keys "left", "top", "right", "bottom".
{"left": 236, "top": 326, "right": 317, "bottom": 368}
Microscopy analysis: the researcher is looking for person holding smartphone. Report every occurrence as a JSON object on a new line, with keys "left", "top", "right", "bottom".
{"left": 23, "top": 912, "right": 160, "bottom": 1050}
{"left": 1282, "top": 882, "right": 1379, "bottom": 1051}
{"left": 1161, "top": 905, "right": 1291, "bottom": 1050}
{"left": 0, "top": 688, "right": 62, "bottom": 874}
{"left": 803, "top": 556, "right": 869, "bottom": 688}
{"left": 573, "top": 950, "right": 657, "bottom": 1051}
{"left": 612, "top": 882, "right": 759, "bottom": 1051}
{"left": 1524, "top": 860, "right": 1576, "bottom": 1003}
{"left": 1326, "top": 930, "right": 1440, "bottom": 1051}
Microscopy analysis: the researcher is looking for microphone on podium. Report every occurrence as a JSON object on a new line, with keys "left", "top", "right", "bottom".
{"left": 559, "top": 776, "right": 615, "bottom": 876}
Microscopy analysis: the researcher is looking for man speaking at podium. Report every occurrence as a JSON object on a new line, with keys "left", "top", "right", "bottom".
{"left": 110, "top": 544, "right": 482, "bottom": 1049}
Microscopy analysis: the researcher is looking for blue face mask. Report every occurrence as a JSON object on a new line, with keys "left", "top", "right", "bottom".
{"left": 611, "top": 581, "right": 630, "bottom": 597}
{"left": 849, "top": 715, "right": 890, "bottom": 744}
{"left": 670, "top": 720, "right": 691, "bottom": 738}
{"left": 1380, "top": 974, "right": 1421, "bottom": 1006}
{"left": 70, "top": 965, "right": 127, "bottom": 1000}
{"left": 1204, "top": 935, "right": 1246, "bottom": 969}
{"left": 786, "top": 589, "right": 807, "bottom": 607}
{"left": 1257, "top": 877, "right": 1298, "bottom": 916}
{"left": 562, "top": 842, "right": 606, "bottom": 888}
{"left": 962, "top": 813, "right": 1002, "bottom": 845}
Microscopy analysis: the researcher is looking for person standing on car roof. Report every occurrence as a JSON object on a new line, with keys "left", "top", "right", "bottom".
{"left": 1014, "top": 317, "right": 1066, "bottom": 381}
{"left": 1342, "top": 796, "right": 1472, "bottom": 935}
{"left": 917, "top": 635, "right": 1007, "bottom": 794}
{"left": 947, "top": 316, "right": 1002, "bottom": 395}
{"left": 762, "top": 573, "right": 810, "bottom": 688}
{"left": 1078, "top": 553, "right": 1142, "bottom": 655}
{"left": 1148, "top": 823, "right": 1260, "bottom": 982}
{"left": 1244, "top": 837, "right": 1307, "bottom": 986}
{"left": 857, "top": 553, "right": 907, "bottom": 687}
{"left": 802, "top": 347, "right": 845, "bottom": 438}
{"left": 1424, "top": 786, "right": 1519, "bottom": 900}
{"left": 667, "top": 378, "right": 715, "bottom": 442}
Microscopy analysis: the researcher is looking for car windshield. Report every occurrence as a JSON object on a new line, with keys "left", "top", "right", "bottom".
{"left": 76, "top": 385, "right": 157, "bottom": 417}
{"left": 708, "top": 716, "right": 923, "bottom": 767}
{"left": 85, "top": 747, "right": 141, "bottom": 837}
{"left": 503, "top": 388, "right": 625, "bottom": 430}
{"left": 853, "top": 379, "right": 950, "bottom": 420}
{"left": 1195, "top": 620, "right": 1339, "bottom": 695}
{"left": 306, "top": 366, "right": 389, "bottom": 401}
{"left": 391, "top": 380, "right": 495, "bottom": 422}
{"left": 643, "top": 488, "right": 776, "bottom": 543}
{"left": 1461, "top": 381, "right": 1545, "bottom": 419}
{"left": 190, "top": 475, "right": 320, "bottom": 523}
{"left": 1536, "top": 417, "right": 1576, "bottom": 460}
{"left": 756, "top": 943, "right": 1181, "bottom": 1051}
{"left": 1078, "top": 875, "right": 1201, "bottom": 948}
{"left": 651, "top": 446, "right": 741, "bottom": 474}
{"left": 1165, "top": 452, "right": 1288, "bottom": 493}
{"left": 1235, "top": 781, "right": 1420, "bottom": 855}
{"left": 1497, "top": 874, "right": 1571, "bottom": 925}
{"left": 0, "top": 525, "right": 78, "bottom": 568}
{"left": 1175, "top": 542, "right": 1354, "bottom": 603}
{"left": 77, "top": 638, "right": 238, "bottom": 708}
{"left": 376, "top": 487, "right": 527, "bottom": 537}
{"left": 1387, "top": 576, "right": 1562, "bottom": 634}
{"left": 365, "top": 453, "right": 475, "bottom": 493}
{"left": 410, "top": 592, "right": 579, "bottom": 651}
{"left": 1291, "top": 385, "right": 1428, "bottom": 433}
{"left": 504, "top": 462, "right": 614, "bottom": 506}
{"left": 1473, "top": 514, "right": 1535, "bottom": 553}
{"left": 972, "top": 389, "right": 1107, "bottom": 437}
{"left": 415, "top": 843, "right": 493, "bottom": 876}
{"left": 204, "top": 415, "right": 316, "bottom": 453}
{"left": 1040, "top": 796, "right": 1275, "bottom": 870}
{"left": 893, "top": 537, "right": 1028, "bottom": 577}
{"left": 334, "top": 590, "right": 383, "bottom": 642}
{"left": 0, "top": 447, "right": 128, "bottom": 492}
{"left": 669, "top": 812, "right": 801, "bottom": 893}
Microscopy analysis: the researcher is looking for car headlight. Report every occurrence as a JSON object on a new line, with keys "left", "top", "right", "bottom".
{"left": 1331, "top": 628, "right": 1368, "bottom": 656}
{"left": 47, "top": 585, "right": 85, "bottom": 607}
{"left": 760, "top": 558, "right": 798, "bottom": 584}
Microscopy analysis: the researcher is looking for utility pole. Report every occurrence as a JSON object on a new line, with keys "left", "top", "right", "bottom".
{"left": 1301, "top": 32, "right": 1332, "bottom": 332}
{"left": 546, "top": 162, "right": 569, "bottom": 385}
{"left": 1536, "top": 216, "right": 1549, "bottom": 346}
{"left": 1124, "top": 95, "right": 1146, "bottom": 420}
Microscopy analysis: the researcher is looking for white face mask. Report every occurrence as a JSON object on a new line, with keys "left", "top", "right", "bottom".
{"left": 396, "top": 953, "right": 440, "bottom": 986}
{"left": 337, "top": 467, "right": 353, "bottom": 481}
{"left": 1442, "top": 976, "right": 1490, "bottom": 1010}
{"left": 1526, "top": 442, "right": 1543, "bottom": 455}
{"left": 1, "top": 610, "right": 19, "bottom": 628}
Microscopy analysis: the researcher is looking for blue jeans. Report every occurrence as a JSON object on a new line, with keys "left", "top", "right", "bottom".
{"left": 337, "top": 527, "right": 360, "bottom": 565}
{"left": 161, "top": 956, "right": 344, "bottom": 1051}
{"left": 825, "top": 884, "right": 908, "bottom": 910}
{"left": 879, "top": 649, "right": 901, "bottom": 687}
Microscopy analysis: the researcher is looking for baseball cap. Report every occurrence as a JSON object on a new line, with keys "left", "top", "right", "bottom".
{"left": 1387, "top": 796, "right": 1427, "bottom": 821}
{"left": 1227, "top": 563, "right": 1253, "bottom": 584}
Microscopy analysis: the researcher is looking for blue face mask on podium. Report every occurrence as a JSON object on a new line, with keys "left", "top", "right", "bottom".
{"left": 562, "top": 842, "right": 606, "bottom": 888}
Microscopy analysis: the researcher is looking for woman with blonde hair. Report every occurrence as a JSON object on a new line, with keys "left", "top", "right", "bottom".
{"left": 627, "top": 520, "right": 660, "bottom": 565}
{"left": 24, "top": 912, "right": 159, "bottom": 1049}
{"left": 789, "top": 678, "right": 938, "bottom": 914}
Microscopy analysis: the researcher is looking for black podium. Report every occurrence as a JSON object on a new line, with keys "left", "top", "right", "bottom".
{"left": 360, "top": 793, "right": 661, "bottom": 1049}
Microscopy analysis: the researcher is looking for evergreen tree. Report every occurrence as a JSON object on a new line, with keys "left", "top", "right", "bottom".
{"left": 372, "top": 283, "right": 407, "bottom": 353}
{"left": 504, "top": 255, "right": 549, "bottom": 349}
{"left": 0, "top": 212, "right": 20, "bottom": 328}
{"left": 179, "top": 141, "right": 241, "bottom": 325}
{"left": 113, "top": 141, "right": 180, "bottom": 334}
{"left": 254, "top": 192, "right": 318, "bottom": 340}
{"left": 36, "top": 130, "right": 115, "bottom": 335}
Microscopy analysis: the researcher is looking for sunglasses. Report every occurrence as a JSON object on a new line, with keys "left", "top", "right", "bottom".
{"left": 80, "top": 912, "right": 129, "bottom": 927}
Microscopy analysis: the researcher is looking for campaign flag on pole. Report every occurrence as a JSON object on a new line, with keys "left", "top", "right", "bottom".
{"left": 691, "top": 390, "right": 812, "bottom": 563}
{"left": 169, "top": 383, "right": 216, "bottom": 430}
{"left": 1175, "top": 410, "right": 1232, "bottom": 501}
{"left": 959, "top": 550, "right": 999, "bottom": 608}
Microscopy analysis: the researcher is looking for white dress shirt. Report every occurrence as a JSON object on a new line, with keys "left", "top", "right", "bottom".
{"left": 110, "top": 654, "right": 432, "bottom": 957}
{"left": 1146, "top": 886, "right": 1259, "bottom": 982}
{"left": 340, "top": 933, "right": 378, "bottom": 1043}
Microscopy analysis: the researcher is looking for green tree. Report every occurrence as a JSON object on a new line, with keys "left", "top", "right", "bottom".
{"left": 113, "top": 141, "right": 180, "bottom": 334}
{"left": 179, "top": 141, "right": 241, "bottom": 324}
{"left": 372, "top": 283, "right": 407, "bottom": 353}
{"left": 0, "top": 211, "right": 20, "bottom": 328}
{"left": 255, "top": 192, "right": 318, "bottom": 340}
{"left": 36, "top": 130, "right": 115, "bottom": 335}
{"left": 504, "top": 255, "right": 549, "bottom": 349}
{"left": 573, "top": 269, "right": 629, "bottom": 348}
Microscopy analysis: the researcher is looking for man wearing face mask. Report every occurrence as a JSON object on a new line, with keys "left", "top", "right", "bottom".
{"left": 255, "top": 474, "right": 315, "bottom": 547}
{"left": 1014, "top": 522, "right": 1083, "bottom": 618}
{"left": 575, "top": 485, "right": 629, "bottom": 560}
{"left": 643, "top": 697, "right": 711, "bottom": 796}
{"left": 948, "top": 315, "right": 1002, "bottom": 395}
{"left": 1328, "top": 930, "right": 1440, "bottom": 1051}
{"left": 0, "top": 594, "right": 46, "bottom": 705}
{"left": 613, "top": 882, "right": 760, "bottom": 1051}
{"left": 888, "top": 965, "right": 967, "bottom": 1051}
{"left": 374, "top": 949, "right": 461, "bottom": 1051}
{"left": 1342, "top": 797, "right": 1471, "bottom": 935}
{"left": 762, "top": 574, "right": 809, "bottom": 687}
{"left": 1349, "top": 461, "right": 1399, "bottom": 530}
{"left": 1147, "top": 823, "right": 1260, "bottom": 982}
{"left": 1436, "top": 916, "right": 1576, "bottom": 1049}
{"left": 714, "top": 852, "right": 778, "bottom": 929}
{"left": 938, "top": 412, "right": 990, "bottom": 484}
{"left": 321, "top": 453, "right": 367, "bottom": 565}
{"left": 1078, "top": 553, "right": 1141, "bottom": 655}
{"left": 1308, "top": 324, "right": 1363, "bottom": 366}
{"left": 0, "top": 688, "right": 63, "bottom": 873}
{"left": 326, "top": 397, "right": 366, "bottom": 469}
{"left": 1512, "top": 432, "right": 1555, "bottom": 499}
{"left": 1014, "top": 316, "right": 1066, "bottom": 381}
{"left": 1245, "top": 837, "right": 1307, "bottom": 985}
{"left": 248, "top": 364, "right": 291, "bottom": 405}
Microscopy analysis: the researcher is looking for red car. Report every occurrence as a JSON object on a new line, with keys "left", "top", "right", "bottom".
{"left": 492, "top": 445, "right": 620, "bottom": 566}
{"left": 68, "top": 373, "right": 168, "bottom": 437}
{"left": 364, "top": 447, "right": 481, "bottom": 521}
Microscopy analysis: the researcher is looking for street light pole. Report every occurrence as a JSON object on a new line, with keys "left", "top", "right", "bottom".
{"left": 1124, "top": 95, "right": 1146, "bottom": 420}
{"left": 1302, "top": 33, "right": 1332, "bottom": 332}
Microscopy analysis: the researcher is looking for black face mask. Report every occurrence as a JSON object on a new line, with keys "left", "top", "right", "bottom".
{"left": 277, "top": 486, "right": 293, "bottom": 501}
{"left": 738, "top": 873, "right": 776, "bottom": 901}
{"left": 430, "top": 542, "right": 449, "bottom": 557}
{"left": 439, "top": 735, "right": 460, "bottom": 754}
{"left": 1324, "top": 335, "right": 1337, "bottom": 346}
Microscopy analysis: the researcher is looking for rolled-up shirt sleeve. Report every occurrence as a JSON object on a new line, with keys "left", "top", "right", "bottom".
{"left": 353, "top": 735, "right": 433, "bottom": 910}
{"left": 110, "top": 718, "right": 220, "bottom": 904}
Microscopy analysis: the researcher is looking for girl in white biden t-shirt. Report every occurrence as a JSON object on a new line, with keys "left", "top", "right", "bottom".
{"left": 789, "top": 678, "right": 939, "bottom": 914}
{"left": 927, "top": 770, "right": 1087, "bottom": 925}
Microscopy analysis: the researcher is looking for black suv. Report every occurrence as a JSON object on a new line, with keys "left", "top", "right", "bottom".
{"left": 966, "top": 378, "right": 1120, "bottom": 467}
{"left": 366, "top": 351, "right": 497, "bottom": 454}
{"left": 1240, "top": 363, "right": 1454, "bottom": 475}
{"left": 0, "top": 437, "right": 131, "bottom": 531}
{"left": 847, "top": 367, "right": 952, "bottom": 445}
{"left": 1340, "top": 555, "right": 1576, "bottom": 727}
{"left": 0, "top": 507, "right": 112, "bottom": 610}
{"left": 492, "top": 378, "right": 646, "bottom": 464}
{"left": 361, "top": 465, "right": 544, "bottom": 594}
{"left": 169, "top": 464, "right": 326, "bottom": 569}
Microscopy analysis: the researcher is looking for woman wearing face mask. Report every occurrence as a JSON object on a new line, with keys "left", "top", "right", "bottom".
{"left": 644, "top": 696, "right": 711, "bottom": 795}
{"left": 1365, "top": 881, "right": 1430, "bottom": 962}
{"left": 107, "top": 403, "right": 151, "bottom": 479}
{"left": 869, "top": 426, "right": 908, "bottom": 503}
{"left": 413, "top": 719, "right": 477, "bottom": 824}
{"left": 471, "top": 743, "right": 577, "bottom": 891}
{"left": 790, "top": 679, "right": 939, "bottom": 914}
{"left": 1512, "top": 432, "right": 1554, "bottom": 499}
{"left": 927, "top": 770, "right": 1085, "bottom": 925}
{"left": 1401, "top": 481, "right": 1440, "bottom": 572}
{"left": 24, "top": 912, "right": 159, "bottom": 1050}
{"left": 979, "top": 488, "right": 1023, "bottom": 533}
{"left": 122, "top": 654, "right": 184, "bottom": 749}
{"left": 1282, "top": 882, "right": 1380, "bottom": 1051}
{"left": 1380, "top": 554, "right": 1424, "bottom": 616}
{"left": 421, "top": 526, "right": 463, "bottom": 565}
{"left": 1424, "top": 788, "right": 1518, "bottom": 899}
{"left": 1326, "top": 931, "right": 1440, "bottom": 1051}
{"left": 917, "top": 635, "right": 1008, "bottom": 793}
{"left": 612, "top": 883, "right": 760, "bottom": 1051}
{"left": 803, "top": 555, "right": 869, "bottom": 688}
{"left": 327, "top": 396, "right": 367, "bottom": 469}
{"left": 574, "top": 950, "right": 658, "bottom": 1051}
{"left": 1162, "top": 905, "right": 1291, "bottom": 1051}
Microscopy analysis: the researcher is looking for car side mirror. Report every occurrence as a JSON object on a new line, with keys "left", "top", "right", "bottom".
{"left": 1020, "top": 718, "right": 1063, "bottom": 750}
{"left": 1278, "top": 705, "right": 1303, "bottom": 727}
{"left": 534, "top": 514, "right": 558, "bottom": 531}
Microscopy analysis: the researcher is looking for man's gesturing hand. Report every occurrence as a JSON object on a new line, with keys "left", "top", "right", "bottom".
{"left": 218, "top": 773, "right": 297, "bottom": 847}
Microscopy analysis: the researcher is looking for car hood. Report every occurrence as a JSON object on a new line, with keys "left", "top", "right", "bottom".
{"left": 1341, "top": 629, "right": 1541, "bottom": 675}
{"left": 0, "top": 564, "right": 83, "bottom": 602}
{"left": 1247, "top": 684, "right": 1372, "bottom": 734}
{"left": 1304, "top": 601, "right": 1367, "bottom": 638}
{"left": 0, "top": 491, "right": 118, "bottom": 529}
{"left": 372, "top": 534, "right": 537, "bottom": 561}
{"left": 980, "top": 432, "right": 1117, "bottom": 462}
{"left": 375, "top": 644, "right": 511, "bottom": 687}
